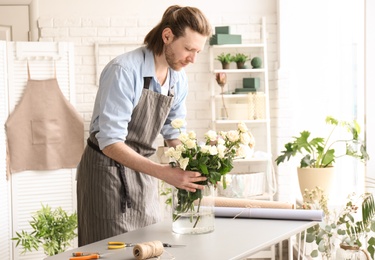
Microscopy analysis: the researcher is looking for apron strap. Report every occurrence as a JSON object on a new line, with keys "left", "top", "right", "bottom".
{"left": 143, "top": 77, "right": 152, "bottom": 89}
{"left": 115, "top": 162, "right": 132, "bottom": 211}
{"left": 143, "top": 76, "right": 174, "bottom": 97}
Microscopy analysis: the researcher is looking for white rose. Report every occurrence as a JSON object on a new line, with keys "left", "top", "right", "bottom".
{"left": 217, "top": 137, "right": 225, "bottom": 145}
{"left": 172, "top": 150, "right": 182, "bottom": 160}
{"left": 171, "top": 119, "right": 185, "bottom": 129}
{"left": 240, "top": 132, "right": 251, "bottom": 145}
{"left": 205, "top": 130, "right": 217, "bottom": 142}
{"left": 178, "top": 133, "right": 189, "bottom": 143}
{"left": 188, "top": 131, "right": 196, "bottom": 139}
{"left": 178, "top": 157, "right": 190, "bottom": 170}
{"left": 200, "top": 145, "right": 210, "bottom": 153}
{"left": 165, "top": 147, "right": 176, "bottom": 157}
{"left": 176, "top": 144, "right": 186, "bottom": 152}
{"left": 238, "top": 122, "right": 248, "bottom": 133}
{"left": 185, "top": 139, "right": 196, "bottom": 149}
{"left": 217, "top": 144, "right": 226, "bottom": 158}
{"left": 208, "top": 145, "right": 218, "bottom": 156}
{"left": 227, "top": 130, "right": 240, "bottom": 142}
{"left": 219, "top": 131, "right": 227, "bottom": 138}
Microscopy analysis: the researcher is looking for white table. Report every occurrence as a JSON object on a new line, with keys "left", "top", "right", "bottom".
{"left": 45, "top": 218, "right": 315, "bottom": 260}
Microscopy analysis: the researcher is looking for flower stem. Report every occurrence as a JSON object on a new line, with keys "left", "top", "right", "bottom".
{"left": 193, "top": 197, "right": 202, "bottom": 228}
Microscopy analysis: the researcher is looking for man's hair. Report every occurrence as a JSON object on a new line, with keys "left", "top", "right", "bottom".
{"left": 144, "top": 5, "right": 212, "bottom": 55}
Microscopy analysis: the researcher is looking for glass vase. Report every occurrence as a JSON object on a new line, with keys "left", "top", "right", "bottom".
{"left": 172, "top": 185, "right": 215, "bottom": 235}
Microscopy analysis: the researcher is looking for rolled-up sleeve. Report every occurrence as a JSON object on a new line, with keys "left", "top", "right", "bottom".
{"left": 95, "top": 64, "right": 137, "bottom": 149}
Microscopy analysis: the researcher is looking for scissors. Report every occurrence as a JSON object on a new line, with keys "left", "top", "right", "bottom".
{"left": 108, "top": 241, "right": 134, "bottom": 249}
{"left": 108, "top": 241, "right": 185, "bottom": 249}
{"left": 70, "top": 253, "right": 100, "bottom": 260}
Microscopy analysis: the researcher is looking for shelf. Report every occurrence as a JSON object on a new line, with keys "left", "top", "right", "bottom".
{"left": 233, "top": 157, "right": 269, "bottom": 163}
{"left": 209, "top": 17, "right": 274, "bottom": 209}
{"left": 214, "top": 93, "right": 268, "bottom": 99}
{"left": 214, "top": 119, "right": 269, "bottom": 124}
{"left": 210, "top": 43, "right": 265, "bottom": 49}
{"left": 213, "top": 68, "right": 266, "bottom": 73}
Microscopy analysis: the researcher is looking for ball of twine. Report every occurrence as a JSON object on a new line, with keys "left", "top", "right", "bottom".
{"left": 133, "top": 240, "right": 164, "bottom": 260}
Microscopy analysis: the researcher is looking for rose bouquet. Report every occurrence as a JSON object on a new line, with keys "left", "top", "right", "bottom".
{"left": 165, "top": 119, "right": 255, "bottom": 231}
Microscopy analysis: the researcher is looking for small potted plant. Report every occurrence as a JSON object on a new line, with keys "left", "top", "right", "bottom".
{"left": 216, "top": 53, "right": 233, "bottom": 69}
{"left": 275, "top": 116, "right": 369, "bottom": 197}
{"left": 12, "top": 204, "right": 77, "bottom": 256}
{"left": 233, "top": 53, "right": 250, "bottom": 69}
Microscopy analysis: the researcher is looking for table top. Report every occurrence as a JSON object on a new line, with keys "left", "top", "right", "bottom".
{"left": 45, "top": 217, "right": 315, "bottom": 260}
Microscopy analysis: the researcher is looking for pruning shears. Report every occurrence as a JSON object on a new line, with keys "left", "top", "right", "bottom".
{"left": 108, "top": 241, "right": 134, "bottom": 249}
{"left": 70, "top": 253, "right": 100, "bottom": 260}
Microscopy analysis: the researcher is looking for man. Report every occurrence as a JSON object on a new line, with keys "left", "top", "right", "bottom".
{"left": 77, "top": 5, "right": 212, "bottom": 246}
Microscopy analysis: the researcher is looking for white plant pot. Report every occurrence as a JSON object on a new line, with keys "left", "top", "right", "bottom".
{"left": 297, "top": 167, "right": 335, "bottom": 198}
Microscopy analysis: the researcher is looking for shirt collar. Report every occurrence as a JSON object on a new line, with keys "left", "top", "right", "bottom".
{"left": 143, "top": 47, "right": 180, "bottom": 87}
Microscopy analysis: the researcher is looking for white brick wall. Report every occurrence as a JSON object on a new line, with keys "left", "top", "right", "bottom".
{"left": 37, "top": 14, "right": 290, "bottom": 202}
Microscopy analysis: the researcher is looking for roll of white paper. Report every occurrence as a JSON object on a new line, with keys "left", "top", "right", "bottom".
{"left": 214, "top": 207, "right": 323, "bottom": 221}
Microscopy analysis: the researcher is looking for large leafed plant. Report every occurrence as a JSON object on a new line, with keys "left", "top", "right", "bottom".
{"left": 275, "top": 116, "right": 369, "bottom": 168}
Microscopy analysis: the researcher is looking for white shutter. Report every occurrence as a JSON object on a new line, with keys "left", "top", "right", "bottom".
{"left": 0, "top": 41, "right": 11, "bottom": 260}
{"left": 1, "top": 41, "right": 78, "bottom": 260}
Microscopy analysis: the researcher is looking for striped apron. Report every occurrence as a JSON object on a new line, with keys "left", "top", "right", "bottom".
{"left": 77, "top": 77, "right": 174, "bottom": 246}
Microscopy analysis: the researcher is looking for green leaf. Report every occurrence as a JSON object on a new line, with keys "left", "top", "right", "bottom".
{"left": 317, "top": 240, "right": 327, "bottom": 252}
{"left": 275, "top": 142, "right": 296, "bottom": 165}
{"left": 321, "top": 149, "right": 334, "bottom": 167}
{"left": 310, "top": 249, "right": 319, "bottom": 257}
{"left": 306, "top": 233, "right": 316, "bottom": 243}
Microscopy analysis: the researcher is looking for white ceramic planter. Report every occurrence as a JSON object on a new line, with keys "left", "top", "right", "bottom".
{"left": 297, "top": 167, "right": 335, "bottom": 197}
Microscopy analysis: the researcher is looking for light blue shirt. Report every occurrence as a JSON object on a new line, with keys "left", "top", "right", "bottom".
{"left": 90, "top": 46, "right": 188, "bottom": 150}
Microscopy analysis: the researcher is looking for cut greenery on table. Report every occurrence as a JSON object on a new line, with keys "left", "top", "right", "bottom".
{"left": 301, "top": 187, "right": 375, "bottom": 259}
{"left": 12, "top": 204, "right": 77, "bottom": 256}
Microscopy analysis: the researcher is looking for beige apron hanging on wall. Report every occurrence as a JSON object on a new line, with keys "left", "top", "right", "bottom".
{"left": 5, "top": 62, "right": 84, "bottom": 173}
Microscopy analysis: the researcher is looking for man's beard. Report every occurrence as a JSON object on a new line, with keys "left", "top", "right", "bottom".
{"left": 165, "top": 44, "right": 181, "bottom": 71}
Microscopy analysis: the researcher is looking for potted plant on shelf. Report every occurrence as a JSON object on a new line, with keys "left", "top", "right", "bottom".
{"left": 275, "top": 116, "right": 369, "bottom": 197}
{"left": 301, "top": 187, "right": 375, "bottom": 259}
{"left": 12, "top": 204, "right": 77, "bottom": 256}
{"left": 216, "top": 53, "right": 233, "bottom": 69}
{"left": 233, "top": 53, "right": 250, "bottom": 69}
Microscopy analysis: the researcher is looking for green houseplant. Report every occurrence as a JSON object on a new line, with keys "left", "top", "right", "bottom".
{"left": 275, "top": 116, "right": 369, "bottom": 168}
{"left": 233, "top": 53, "right": 250, "bottom": 69}
{"left": 275, "top": 116, "right": 369, "bottom": 197}
{"left": 216, "top": 53, "right": 233, "bottom": 69}
{"left": 12, "top": 204, "right": 77, "bottom": 256}
{"left": 302, "top": 188, "right": 375, "bottom": 259}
